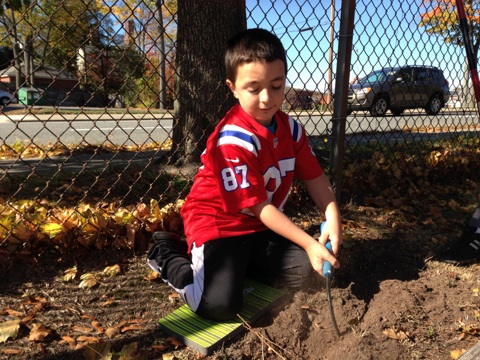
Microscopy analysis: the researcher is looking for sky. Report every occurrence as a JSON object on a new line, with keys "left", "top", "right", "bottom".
{"left": 246, "top": 0, "right": 467, "bottom": 92}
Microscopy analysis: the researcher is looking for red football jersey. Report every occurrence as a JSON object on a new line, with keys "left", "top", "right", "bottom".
{"left": 181, "top": 104, "right": 323, "bottom": 250}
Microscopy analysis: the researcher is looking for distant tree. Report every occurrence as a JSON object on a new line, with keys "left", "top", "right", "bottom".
{"left": 0, "top": 46, "right": 13, "bottom": 70}
{"left": 171, "top": 0, "right": 246, "bottom": 164}
{"left": 0, "top": 0, "right": 36, "bottom": 88}
{"left": 106, "top": 0, "right": 177, "bottom": 109}
{"left": 0, "top": 0, "right": 110, "bottom": 91}
{"left": 419, "top": 0, "right": 480, "bottom": 54}
{"left": 419, "top": 0, "right": 480, "bottom": 105}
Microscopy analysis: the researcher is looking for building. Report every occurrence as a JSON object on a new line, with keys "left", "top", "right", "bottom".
{"left": 0, "top": 62, "right": 78, "bottom": 93}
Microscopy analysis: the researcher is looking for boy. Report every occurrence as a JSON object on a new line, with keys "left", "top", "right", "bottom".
{"left": 437, "top": 201, "right": 480, "bottom": 265}
{"left": 148, "top": 28, "right": 342, "bottom": 321}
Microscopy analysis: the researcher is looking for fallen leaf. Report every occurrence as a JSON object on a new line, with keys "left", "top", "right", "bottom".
{"left": 63, "top": 266, "right": 78, "bottom": 282}
{"left": 92, "top": 321, "right": 104, "bottom": 334}
{"left": 116, "top": 342, "right": 138, "bottom": 357}
{"left": 450, "top": 348, "right": 467, "bottom": 359}
{"left": 72, "top": 325, "right": 94, "bottom": 334}
{"left": 81, "top": 314, "right": 96, "bottom": 320}
{"left": 383, "top": 327, "right": 410, "bottom": 341}
{"left": 102, "top": 298, "right": 116, "bottom": 307}
{"left": 103, "top": 264, "right": 121, "bottom": 277}
{"left": 1, "top": 348, "right": 24, "bottom": 355}
{"left": 22, "top": 302, "right": 46, "bottom": 322}
{"left": 59, "top": 335, "right": 77, "bottom": 349}
{"left": 28, "top": 323, "right": 51, "bottom": 342}
{"left": 144, "top": 270, "right": 161, "bottom": 281}
{"left": 152, "top": 345, "right": 168, "bottom": 351}
{"left": 105, "top": 327, "right": 120, "bottom": 338}
{"left": 83, "top": 340, "right": 112, "bottom": 360}
{"left": 459, "top": 325, "right": 479, "bottom": 336}
{"left": 77, "top": 335, "right": 101, "bottom": 343}
{"left": 4, "top": 308, "right": 24, "bottom": 317}
{"left": 120, "top": 325, "right": 143, "bottom": 333}
{"left": 79, "top": 273, "right": 99, "bottom": 289}
{"left": 0, "top": 320, "right": 21, "bottom": 343}
{"left": 167, "top": 336, "right": 183, "bottom": 349}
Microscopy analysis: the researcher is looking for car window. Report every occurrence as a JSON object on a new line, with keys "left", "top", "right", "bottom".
{"left": 416, "top": 68, "right": 432, "bottom": 81}
{"left": 360, "top": 70, "right": 389, "bottom": 84}
{"left": 398, "top": 69, "right": 413, "bottom": 82}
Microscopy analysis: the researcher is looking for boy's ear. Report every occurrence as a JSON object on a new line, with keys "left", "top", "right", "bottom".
{"left": 226, "top": 79, "right": 238, "bottom": 98}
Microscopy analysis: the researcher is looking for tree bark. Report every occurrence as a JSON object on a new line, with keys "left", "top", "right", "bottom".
{"left": 171, "top": 0, "right": 246, "bottom": 165}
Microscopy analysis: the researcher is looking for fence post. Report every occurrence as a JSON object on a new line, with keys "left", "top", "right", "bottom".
{"left": 329, "top": 0, "right": 356, "bottom": 204}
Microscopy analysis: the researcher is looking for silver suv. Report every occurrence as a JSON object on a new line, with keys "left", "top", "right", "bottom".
{"left": 347, "top": 65, "right": 450, "bottom": 116}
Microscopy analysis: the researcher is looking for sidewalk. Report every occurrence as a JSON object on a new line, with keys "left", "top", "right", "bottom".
{"left": 0, "top": 151, "right": 162, "bottom": 175}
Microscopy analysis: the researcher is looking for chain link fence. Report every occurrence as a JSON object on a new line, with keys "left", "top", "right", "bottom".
{"left": 0, "top": 0, "right": 478, "bottom": 260}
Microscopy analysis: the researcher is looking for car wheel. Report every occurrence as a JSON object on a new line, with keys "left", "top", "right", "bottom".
{"left": 370, "top": 96, "right": 388, "bottom": 116}
{"left": 0, "top": 97, "right": 8, "bottom": 106}
{"left": 390, "top": 108, "right": 404, "bottom": 116}
{"left": 425, "top": 94, "right": 442, "bottom": 115}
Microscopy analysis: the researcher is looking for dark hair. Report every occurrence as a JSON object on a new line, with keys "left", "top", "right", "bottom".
{"left": 225, "top": 28, "right": 287, "bottom": 83}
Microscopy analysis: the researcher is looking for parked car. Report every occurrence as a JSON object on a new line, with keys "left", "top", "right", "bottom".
{"left": 347, "top": 65, "right": 450, "bottom": 116}
{"left": 0, "top": 89, "right": 18, "bottom": 106}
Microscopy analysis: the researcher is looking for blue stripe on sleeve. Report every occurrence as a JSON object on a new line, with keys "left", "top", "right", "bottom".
{"left": 219, "top": 130, "right": 259, "bottom": 152}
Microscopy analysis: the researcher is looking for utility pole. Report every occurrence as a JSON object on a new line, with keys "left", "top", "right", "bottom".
{"left": 156, "top": 0, "right": 167, "bottom": 110}
{"left": 327, "top": 0, "right": 335, "bottom": 109}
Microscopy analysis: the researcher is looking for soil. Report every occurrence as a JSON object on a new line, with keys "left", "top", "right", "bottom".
{"left": 1, "top": 205, "right": 480, "bottom": 360}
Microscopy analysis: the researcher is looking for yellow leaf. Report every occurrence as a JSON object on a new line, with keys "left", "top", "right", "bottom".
{"left": 103, "top": 264, "right": 121, "bottom": 277}
{"left": 0, "top": 320, "right": 21, "bottom": 343}
{"left": 144, "top": 270, "right": 160, "bottom": 281}
{"left": 40, "top": 222, "right": 65, "bottom": 239}
{"left": 79, "top": 273, "right": 99, "bottom": 289}
{"left": 450, "top": 348, "right": 467, "bottom": 359}
{"left": 63, "top": 266, "right": 78, "bottom": 282}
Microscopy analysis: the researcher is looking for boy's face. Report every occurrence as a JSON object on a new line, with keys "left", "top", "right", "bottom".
{"left": 226, "top": 59, "right": 286, "bottom": 126}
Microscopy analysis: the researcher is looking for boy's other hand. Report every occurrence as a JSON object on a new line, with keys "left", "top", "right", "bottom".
{"left": 305, "top": 240, "right": 340, "bottom": 277}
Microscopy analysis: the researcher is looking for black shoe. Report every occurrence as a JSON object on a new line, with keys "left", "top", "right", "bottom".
{"left": 437, "top": 226, "right": 480, "bottom": 265}
{"left": 146, "top": 231, "right": 189, "bottom": 278}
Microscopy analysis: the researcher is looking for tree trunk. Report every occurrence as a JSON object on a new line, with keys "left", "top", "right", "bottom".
{"left": 171, "top": 0, "right": 246, "bottom": 165}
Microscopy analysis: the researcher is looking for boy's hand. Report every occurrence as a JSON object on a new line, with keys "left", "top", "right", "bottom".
{"left": 318, "top": 221, "right": 342, "bottom": 255}
{"left": 305, "top": 240, "right": 339, "bottom": 276}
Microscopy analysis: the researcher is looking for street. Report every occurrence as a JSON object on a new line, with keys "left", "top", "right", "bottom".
{"left": 0, "top": 109, "right": 477, "bottom": 147}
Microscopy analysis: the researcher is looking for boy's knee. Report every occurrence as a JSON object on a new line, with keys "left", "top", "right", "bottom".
{"left": 152, "top": 231, "right": 181, "bottom": 243}
{"left": 195, "top": 297, "right": 243, "bottom": 322}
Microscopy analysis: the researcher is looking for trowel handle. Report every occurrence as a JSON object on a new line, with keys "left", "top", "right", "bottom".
{"left": 320, "top": 222, "right": 333, "bottom": 277}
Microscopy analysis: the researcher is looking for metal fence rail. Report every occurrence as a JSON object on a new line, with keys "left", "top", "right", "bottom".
{"left": 0, "top": 0, "right": 478, "bottom": 259}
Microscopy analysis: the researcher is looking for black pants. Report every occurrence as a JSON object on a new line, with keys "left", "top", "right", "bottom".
{"left": 148, "top": 230, "right": 311, "bottom": 321}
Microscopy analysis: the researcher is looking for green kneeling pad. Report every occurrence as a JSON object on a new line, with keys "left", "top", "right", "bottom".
{"left": 158, "top": 279, "right": 285, "bottom": 355}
